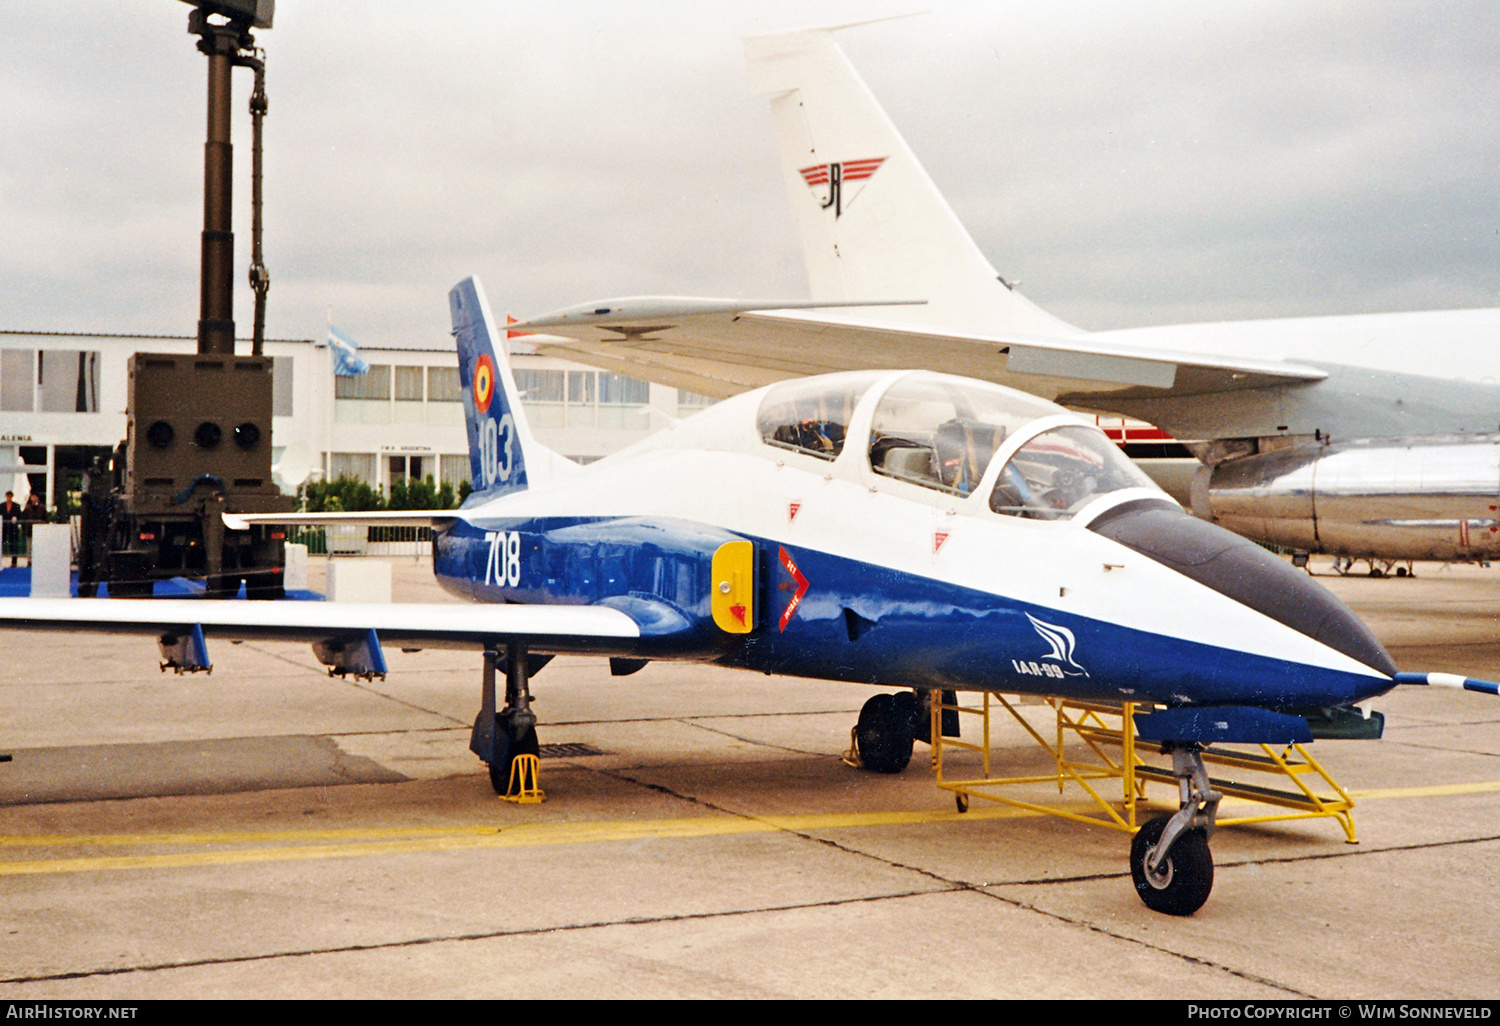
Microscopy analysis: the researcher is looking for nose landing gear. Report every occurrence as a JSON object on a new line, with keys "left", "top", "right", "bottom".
{"left": 1130, "top": 744, "right": 1221, "bottom": 916}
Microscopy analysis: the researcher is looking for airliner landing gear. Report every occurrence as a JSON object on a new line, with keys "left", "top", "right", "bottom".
{"left": 1130, "top": 744, "right": 1221, "bottom": 916}
{"left": 471, "top": 644, "right": 542, "bottom": 797}
{"left": 850, "top": 691, "right": 918, "bottom": 773}
{"left": 1333, "top": 556, "right": 1415, "bottom": 578}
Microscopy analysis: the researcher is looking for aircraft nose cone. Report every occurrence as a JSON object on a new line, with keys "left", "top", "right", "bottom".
{"left": 1088, "top": 500, "right": 1396, "bottom": 677}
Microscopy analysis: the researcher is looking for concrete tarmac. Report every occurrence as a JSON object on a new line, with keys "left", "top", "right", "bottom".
{"left": 1, "top": 557, "right": 1498, "bottom": 999}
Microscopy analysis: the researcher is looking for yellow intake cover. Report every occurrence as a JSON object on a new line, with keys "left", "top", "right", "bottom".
{"left": 711, "top": 540, "right": 755, "bottom": 634}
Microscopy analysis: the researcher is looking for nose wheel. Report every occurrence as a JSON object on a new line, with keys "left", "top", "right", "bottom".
{"left": 1130, "top": 744, "right": 1221, "bottom": 916}
{"left": 1131, "top": 813, "right": 1214, "bottom": 915}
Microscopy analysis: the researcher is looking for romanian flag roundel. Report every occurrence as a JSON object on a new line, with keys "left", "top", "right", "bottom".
{"left": 473, "top": 354, "right": 496, "bottom": 414}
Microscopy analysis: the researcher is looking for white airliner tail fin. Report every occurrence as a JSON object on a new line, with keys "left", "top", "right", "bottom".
{"left": 744, "top": 25, "right": 1079, "bottom": 338}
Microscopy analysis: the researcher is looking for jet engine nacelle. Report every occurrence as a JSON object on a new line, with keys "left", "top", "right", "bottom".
{"left": 1194, "top": 435, "right": 1500, "bottom": 561}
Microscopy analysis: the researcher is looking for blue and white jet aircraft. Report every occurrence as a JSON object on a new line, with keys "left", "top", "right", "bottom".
{"left": 2, "top": 277, "right": 1494, "bottom": 916}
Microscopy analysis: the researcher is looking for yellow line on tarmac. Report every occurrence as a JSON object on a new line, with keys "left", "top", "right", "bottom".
{"left": 1348, "top": 779, "right": 1500, "bottom": 801}
{"left": 0, "top": 824, "right": 562, "bottom": 849}
{"left": 5, "top": 779, "right": 1499, "bottom": 878}
{"left": 0, "top": 806, "right": 1035, "bottom": 877}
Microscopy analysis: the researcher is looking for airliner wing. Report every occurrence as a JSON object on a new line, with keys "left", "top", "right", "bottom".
{"left": 508, "top": 299, "right": 1328, "bottom": 404}
{"left": 0, "top": 598, "right": 641, "bottom": 653}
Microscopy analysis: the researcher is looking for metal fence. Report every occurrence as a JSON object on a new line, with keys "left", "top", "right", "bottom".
{"left": 55, "top": 517, "right": 433, "bottom": 564}
{"left": 288, "top": 524, "right": 432, "bottom": 559}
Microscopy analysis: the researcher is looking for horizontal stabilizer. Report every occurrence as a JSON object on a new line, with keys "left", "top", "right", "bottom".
{"left": 222, "top": 509, "right": 456, "bottom": 531}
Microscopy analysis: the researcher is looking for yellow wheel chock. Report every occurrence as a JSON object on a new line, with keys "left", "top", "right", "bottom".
{"left": 501, "top": 753, "right": 545, "bottom": 804}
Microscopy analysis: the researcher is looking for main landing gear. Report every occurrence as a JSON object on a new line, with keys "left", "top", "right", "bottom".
{"left": 847, "top": 689, "right": 960, "bottom": 774}
{"left": 470, "top": 643, "right": 546, "bottom": 800}
{"left": 851, "top": 692, "right": 919, "bottom": 773}
{"left": 1130, "top": 743, "right": 1221, "bottom": 916}
{"left": 1332, "top": 556, "right": 1415, "bottom": 578}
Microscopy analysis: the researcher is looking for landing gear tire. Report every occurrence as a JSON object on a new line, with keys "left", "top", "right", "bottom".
{"left": 487, "top": 720, "right": 540, "bottom": 795}
{"left": 1131, "top": 813, "right": 1214, "bottom": 916}
{"left": 854, "top": 692, "right": 915, "bottom": 774}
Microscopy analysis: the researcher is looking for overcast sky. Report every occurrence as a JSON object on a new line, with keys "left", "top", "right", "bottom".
{"left": 4, "top": 1, "right": 1499, "bottom": 352}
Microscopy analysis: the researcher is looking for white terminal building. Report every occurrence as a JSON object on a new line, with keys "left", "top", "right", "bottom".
{"left": 0, "top": 329, "right": 711, "bottom": 511}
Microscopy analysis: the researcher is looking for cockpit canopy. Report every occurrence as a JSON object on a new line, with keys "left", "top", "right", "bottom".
{"left": 867, "top": 375, "right": 1056, "bottom": 496}
{"left": 756, "top": 375, "right": 875, "bottom": 461}
{"left": 756, "top": 371, "right": 1163, "bottom": 521}
{"left": 989, "top": 424, "right": 1159, "bottom": 520}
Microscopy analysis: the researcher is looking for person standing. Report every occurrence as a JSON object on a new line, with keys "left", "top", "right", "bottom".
{"left": 0, "top": 492, "right": 19, "bottom": 568}
{"left": 20, "top": 493, "right": 44, "bottom": 567}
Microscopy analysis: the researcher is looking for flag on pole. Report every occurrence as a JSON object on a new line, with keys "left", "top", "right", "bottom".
{"left": 328, "top": 325, "right": 370, "bottom": 376}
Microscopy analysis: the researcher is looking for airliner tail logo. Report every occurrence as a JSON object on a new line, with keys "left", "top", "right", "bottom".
{"left": 800, "top": 157, "right": 886, "bottom": 218}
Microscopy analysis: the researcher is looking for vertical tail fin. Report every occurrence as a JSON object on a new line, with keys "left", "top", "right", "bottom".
{"left": 450, "top": 277, "right": 570, "bottom": 497}
{"left": 744, "top": 25, "right": 1079, "bottom": 338}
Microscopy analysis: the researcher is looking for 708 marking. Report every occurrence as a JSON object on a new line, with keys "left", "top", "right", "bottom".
{"left": 485, "top": 530, "right": 522, "bottom": 587}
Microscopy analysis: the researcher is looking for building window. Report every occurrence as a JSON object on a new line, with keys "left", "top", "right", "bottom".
{"left": 394, "top": 366, "right": 424, "bottom": 401}
{"left": 567, "top": 370, "right": 596, "bottom": 405}
{"left": 511, "top": 367, "right": 652, "bottom": 429}
{"left": 677, "top": 389, "right": 716, "bottom": 419}
{"left": 515, "top": 368, "right": 564, "bottom": 402}
{"left": 272, "top": 356, "right": 294, "bottom": 417}
{"left": 330, "top": 452, "right": 377, "bottom": 483}
{"left": 333, "top": 362, "right": 468, "bottom": 426}
{"left": 515, "top": 368, "right": 566, "bottom": 427}
{"left": 335, "top": 363, "right": 390, "bottom": 400}
{"left": 0, "top": 349, "right": 99, "bottom": 413}
{"left": 599, "top": 373, "right": 649, "bottom": 405}
{"left": 439, "top": 453, "right": 470, "bottom": 490}
{"left": 428, "top": 366, "right": 463, "bottom": 403}
{"left": 0, "top": 351, "right": 30, "bottom": 411}
{"left": 335, "top": 364, "right": 391, "bottom": 424}
{"left": 394, "top": 366, "right": 424, "bottom": 425}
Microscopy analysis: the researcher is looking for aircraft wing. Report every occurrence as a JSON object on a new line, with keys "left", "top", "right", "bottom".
{"left": 509, "top": 299, "right": 1328, "bottom": 404}
{"left": 0, "top": 598, "right": 642, "bottom": 654}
